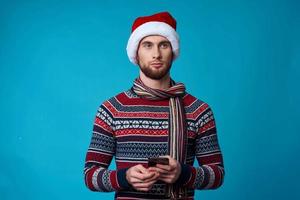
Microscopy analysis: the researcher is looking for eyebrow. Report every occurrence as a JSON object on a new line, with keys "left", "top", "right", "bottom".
{"left": 141, "top": 40, "right": 170, "bottom": 45}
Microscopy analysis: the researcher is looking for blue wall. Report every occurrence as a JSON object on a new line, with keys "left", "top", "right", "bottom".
{"left": 1, "top": 0, "right": 299, "bottom": 199}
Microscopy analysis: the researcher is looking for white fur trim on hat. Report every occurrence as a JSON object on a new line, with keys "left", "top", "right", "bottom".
{"left": 126, "top": 21, "right": 180, "bottom": 65}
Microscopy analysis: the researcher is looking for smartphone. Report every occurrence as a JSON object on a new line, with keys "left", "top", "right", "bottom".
{"left": 148, "top": 157, "right": 169, "bottom": 167}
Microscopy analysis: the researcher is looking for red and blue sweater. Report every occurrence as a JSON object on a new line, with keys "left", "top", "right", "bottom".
{"left": 84, "top": 88, "right": 225, "bottom": 199}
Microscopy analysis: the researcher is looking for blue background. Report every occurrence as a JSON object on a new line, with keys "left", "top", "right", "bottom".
{"left": 1, "top": 0, "right": 299, "bottom": 199}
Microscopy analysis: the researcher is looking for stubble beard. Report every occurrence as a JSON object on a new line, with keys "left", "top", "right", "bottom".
{"left": 138, "top": 63, "right": 172, "bottom": 80}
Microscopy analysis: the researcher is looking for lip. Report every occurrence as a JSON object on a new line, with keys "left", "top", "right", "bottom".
{"left": 150, "top": 62, "right": 163, "bottom": 68}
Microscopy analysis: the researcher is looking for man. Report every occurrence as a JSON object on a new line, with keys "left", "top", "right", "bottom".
{"left": 84, "top": 12, "right": 225, "bottom": 199}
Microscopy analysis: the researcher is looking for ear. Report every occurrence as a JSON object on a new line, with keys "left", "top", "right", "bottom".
{"left": 135, "top": 52, "right": 140, "bottom": 65}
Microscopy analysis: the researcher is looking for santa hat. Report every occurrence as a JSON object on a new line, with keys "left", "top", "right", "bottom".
{"left": 126, "top": 12, "right": 180, "bottom": 65}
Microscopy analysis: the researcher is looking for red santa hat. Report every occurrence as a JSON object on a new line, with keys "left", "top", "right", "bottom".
{"left": 126, "top": 12, "right": 180, "bottom": 65}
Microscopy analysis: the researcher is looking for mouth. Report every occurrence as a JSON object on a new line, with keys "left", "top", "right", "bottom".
{"left": 150, "top": 62, "right": 163, "bottom": 68}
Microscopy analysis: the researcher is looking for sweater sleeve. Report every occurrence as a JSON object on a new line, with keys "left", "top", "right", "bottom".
{"left": 180, "top": 103, "right": 225, "bottom": 189}
{"left": 84, "top": 104, "right": 131, "bottom": 192}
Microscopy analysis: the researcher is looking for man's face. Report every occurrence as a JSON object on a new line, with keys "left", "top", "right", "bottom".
{"left": 136, "top": 35, "right": 173, "bottom": 80}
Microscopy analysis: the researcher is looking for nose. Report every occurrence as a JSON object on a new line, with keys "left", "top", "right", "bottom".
{"left": 152, "top": 46, "right": 162, "bottom": 59}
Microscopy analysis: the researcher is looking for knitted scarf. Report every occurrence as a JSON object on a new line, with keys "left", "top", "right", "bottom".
{"left": 132, "top": 77, "right": 187, "bottom": 199}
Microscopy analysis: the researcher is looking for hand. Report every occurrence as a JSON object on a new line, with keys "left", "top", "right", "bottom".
{"left": 126, "top": 164, "right": 160, "bottom": 192}
{"left": 150, "top": 155, "right": 182, "bottom": 184}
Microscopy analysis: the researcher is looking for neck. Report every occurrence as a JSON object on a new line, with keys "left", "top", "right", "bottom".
{"left": 139, "top": 71, "right": 171, "bottom": 90}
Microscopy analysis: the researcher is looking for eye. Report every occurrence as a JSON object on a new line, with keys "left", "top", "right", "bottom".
{"left": 160, "top": 42, "right": 171, "bottom": 49}
{"left": 142, "top": 42, "right": 152, "bottom": 49}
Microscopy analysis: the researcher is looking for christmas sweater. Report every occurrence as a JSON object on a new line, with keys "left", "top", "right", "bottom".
{"left": 84, "top": 88, "right": 225, "bottom": 199}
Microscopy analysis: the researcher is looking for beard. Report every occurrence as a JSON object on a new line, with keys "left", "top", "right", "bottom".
{"left": 138, "top": 62, "right": 172, "bottom": 80}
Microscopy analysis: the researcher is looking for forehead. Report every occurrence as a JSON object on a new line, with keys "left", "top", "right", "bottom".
{"left": 140, "top": 35, "right": 170, "bottom": 43}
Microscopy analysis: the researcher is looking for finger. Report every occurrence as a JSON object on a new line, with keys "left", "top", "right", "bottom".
{"left": 159, "top": 155, "right": 178, "bottom": 167}
{"left": 133, "top": 172, "right": 159, "bottom": 184}
{"left": 143, "top": 171, "right": 160, "bottom": 182}
{"left": 148, "top": 167, "right": 164, "bottom": 173}
{"left": 134, "top": 187, "right": 152, "bottom": 192}
{"left": 132, "top": 172, "right": 155, "bottom": 181}
{"left": 148, "top": 166, "right": 166, "bottom": 173}
{"left": 148, "top": 167, "right": 159, "bottom": 172}
{"left": 133, "top": 180, "right": 156, "bottom": 189}
{"left": 134, "top": 180, "right": 156, "bottom": 187}
{"left": 132, "top": 181, "right": 156, "bottom": 192}
{"left": 135, "top": 188, "right": 150, "bottom": 192}
{"left": 132, "top": 184, "right": 152, "bottom": 192}
{"left": 156, "top": 163, "right": 173, "bottom": 171}
{"left": 151, "top": 167, "right": 169, "bottom": 175}
{"left": 130, "top": 177, "right": 149, "bottom": 184}
{"left": 130, "top": 168, "right": 156, "bottom": 180}
{"left": 135, "top": 164, "right": 149, "bottom": 174}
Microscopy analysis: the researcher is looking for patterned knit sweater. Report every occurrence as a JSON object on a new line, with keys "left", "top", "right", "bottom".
{"left": 84, "top": 88, "right": 225, "bottom": 199}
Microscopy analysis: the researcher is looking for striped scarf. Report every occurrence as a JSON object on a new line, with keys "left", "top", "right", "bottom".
{"left": 132, "top": 77, "right": 187, "bottom": 199}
